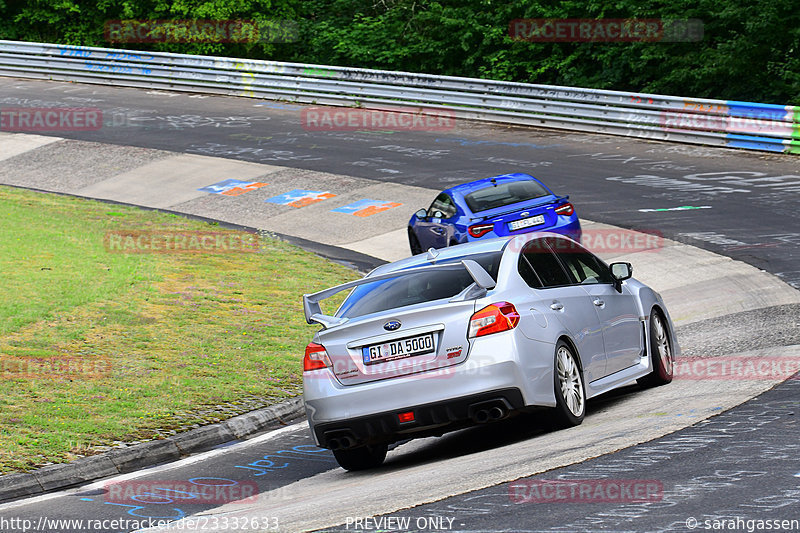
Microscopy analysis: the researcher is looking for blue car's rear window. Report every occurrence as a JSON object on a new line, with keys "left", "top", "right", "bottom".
{"left": 337, "top": 252, "right": 503, "bottom": 319}
{"left": 464, "top": 180, "right": 550, "bottom": 213}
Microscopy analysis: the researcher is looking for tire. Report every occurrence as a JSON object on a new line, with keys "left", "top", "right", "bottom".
{"left": 550, "top": 340, "right": 586, "bottom": 427}
{"left": 408, "top": 229, "right": 423, "bottom": 255}
{"left": 332, "top": 443, "right": 388, "bottom": 471}
{"left": 637, "top": 310, "right": 674, "bottom": 387}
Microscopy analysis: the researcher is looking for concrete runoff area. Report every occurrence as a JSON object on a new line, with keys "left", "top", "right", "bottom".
{"left": 0, "top": 133, "right": 62, "bottom": 162}
{"left": 0, "top": 134, "right": 436, "bottom": 253}
{"left": 75, "top": 154, "right": 284, "bottom": 209}
{"left": 1, "top": 131, "right": 799, "bottom": 531}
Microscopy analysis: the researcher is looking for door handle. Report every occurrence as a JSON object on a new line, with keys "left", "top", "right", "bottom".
{"left": 550, "top": 302, "right": 564, "bottom": 311}
{"left": 593, "top": 298, "right": 605, "bottom": 307}
{"left": 431, "top": 228, "right": 445, "bottom": 235}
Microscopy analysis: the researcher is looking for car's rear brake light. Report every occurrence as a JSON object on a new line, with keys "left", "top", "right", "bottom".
{"left": 304, "top": 342, "right": 331, "bottom": 372}
{"left": 468, "top": 223, "right": 494, "bottom": 238}
{"left": 468, "top": 302, "right": 520, "bottom": 338}
{"left": 555, "top": 203, "right": 575, "bottom": 216}
{"left": 397, "top": 411, "right": 415, "bottom": 423}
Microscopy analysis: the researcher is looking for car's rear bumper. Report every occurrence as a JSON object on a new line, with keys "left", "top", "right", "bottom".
{"left": 311, "top": 388, "right": 526, "bottom": 448}
{"left": 304, "top": 331, "right": 557, "bottom": 447}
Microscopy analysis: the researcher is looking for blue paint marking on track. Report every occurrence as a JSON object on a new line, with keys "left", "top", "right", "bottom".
{"left": 331, "top": 199, "right": 402, "bottom": 216}
{"left": 234, "top": 444, "right": 334, "bottom": 476}
{"left": 198, "top": 179, "right": 244, "bottom": 194}
{"left": 198, "top": 179, "right": 263, "bottom": 195}
{"left": 264, "top": 189, "right": 335, "bottom": 207}
{"left": 331, "top": 199, "right": 382, "bottom": 214}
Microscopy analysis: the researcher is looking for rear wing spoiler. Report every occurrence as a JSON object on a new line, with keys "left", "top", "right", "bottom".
{"left": 302, "top": 259, "right": 496, "bottom": 329}
{"left": 468, "top": 195, "right": 568, "bottom": 222}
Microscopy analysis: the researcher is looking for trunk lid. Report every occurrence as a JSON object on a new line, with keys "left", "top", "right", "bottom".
{"left": 472, "top": 196, "right": 562, "bottom": 237}
{"left": 316, "top": 300, "right": 474, "bottom": 385}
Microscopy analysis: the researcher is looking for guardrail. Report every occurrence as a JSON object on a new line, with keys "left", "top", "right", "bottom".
{"left": 0, "top": 39, "right": 798, "bottom": 154}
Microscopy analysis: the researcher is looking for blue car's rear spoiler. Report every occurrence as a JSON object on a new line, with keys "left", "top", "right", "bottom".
{"left": 302, "top": 259, "right": 496, "bottom": 329}
{"left": 468, "top": 195, "right": 569, "bottom": 221}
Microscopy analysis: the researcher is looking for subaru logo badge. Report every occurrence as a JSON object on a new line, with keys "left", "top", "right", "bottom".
{"left": 384, "top": 320, "right": 401, "bottom": 331}
{"left": 520, "top": 211, "right": 529, "bottom": 217}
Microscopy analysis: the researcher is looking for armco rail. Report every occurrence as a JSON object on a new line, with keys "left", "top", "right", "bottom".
{"left": 0, "top": 39, "right": 798, "bottom": 154}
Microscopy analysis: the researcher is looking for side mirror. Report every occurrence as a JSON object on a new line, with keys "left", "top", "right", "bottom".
{"left": 414, "top": 208, "right": 428, "bottom": 220}
{"left": 610, "top": 262, "right": 632, "bottom": 293}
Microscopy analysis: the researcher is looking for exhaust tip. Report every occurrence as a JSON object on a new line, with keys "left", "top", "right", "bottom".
{"left": 326, "top": 433, "right": 357, "bottom": 450}
{"left": 473, "top": 409, "right": 490, "bottom": 424}
{"left": 488, "top": 406, "right": 506, "bottom": 420}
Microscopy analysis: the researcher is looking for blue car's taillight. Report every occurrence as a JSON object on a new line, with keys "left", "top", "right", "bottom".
{"left": 555, "top": 203, "right": 575, "bottom": 216}
{"left": 468, "top": 223, "right": 494, "bottom": 238}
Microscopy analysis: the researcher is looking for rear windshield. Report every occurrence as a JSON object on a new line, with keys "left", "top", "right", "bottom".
{"left": 337, "top": 252, "right": 503, "bottom": 319}
{"left": 464, "top": 180, "right": 550, "bottom": 213}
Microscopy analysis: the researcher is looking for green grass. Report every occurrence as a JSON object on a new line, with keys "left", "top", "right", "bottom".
{"left": 0, "top": 186, "right": 358, "bottom": 473}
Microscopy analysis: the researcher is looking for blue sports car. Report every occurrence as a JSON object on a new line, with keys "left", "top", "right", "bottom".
{"left": 408, "top": 173, "right": 581, "bottom": 254}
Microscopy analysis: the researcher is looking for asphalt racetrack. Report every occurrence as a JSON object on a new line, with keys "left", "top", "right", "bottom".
{"left": 0, "top": 77, "right": 798, "bottom": 533}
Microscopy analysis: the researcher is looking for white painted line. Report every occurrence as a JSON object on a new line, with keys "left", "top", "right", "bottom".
{"left": 638, "top": 205, "right": 712, "bottom": 212}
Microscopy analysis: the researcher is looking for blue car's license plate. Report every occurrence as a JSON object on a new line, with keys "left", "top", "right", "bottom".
{"left": 508, "top": 214, "right": 545, "bottom": 231}
{"left": 362, "top": 333, "right": 435, "bottom": 365}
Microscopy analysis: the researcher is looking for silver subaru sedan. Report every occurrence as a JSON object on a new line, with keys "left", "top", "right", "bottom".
{"left": 302, "top": 232, "right": 678, "bottom": 470}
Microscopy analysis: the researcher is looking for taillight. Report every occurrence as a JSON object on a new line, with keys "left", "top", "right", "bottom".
{"left": 468, "top": 302, "right": 520, "bottom": 338}
{"left": 555, "top": 203, "right": 574, "bottom": 216}
{"left": 468, "top": 223, "right": 494, "bottom": 238}
{"left": 304, "top": 342, "right": 331, "bottom": 371}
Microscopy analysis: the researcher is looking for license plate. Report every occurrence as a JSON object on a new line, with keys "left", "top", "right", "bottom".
{"left": 508, "top": 214, "right": 545, "bottom": 231}
{"left": 362, "top": 333, "right": 436, "bottom": 365}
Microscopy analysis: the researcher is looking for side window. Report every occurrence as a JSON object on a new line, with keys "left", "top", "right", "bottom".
{"left": 518, "top": 240, "right": 572, "bottom": 289}
{"left": 427, "top": 193, "right": 457, "bottom": 219}
{"left": 547, "top": 239, "right": 613, "bottom": 285}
